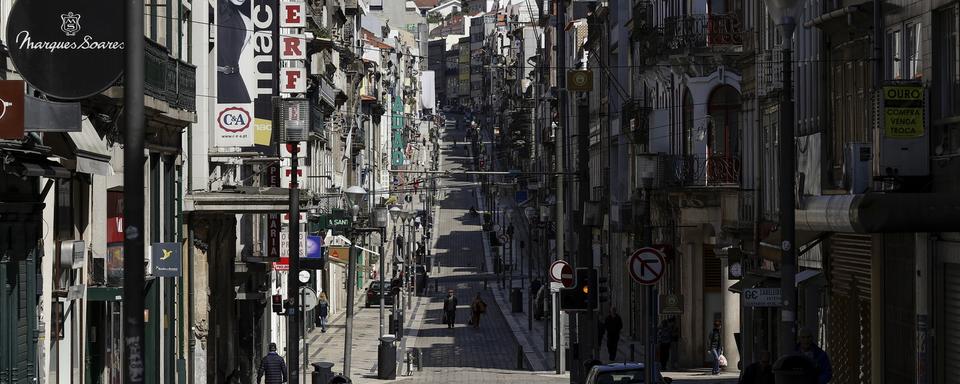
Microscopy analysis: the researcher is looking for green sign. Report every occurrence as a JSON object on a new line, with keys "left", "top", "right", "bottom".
{"left": 326, "top": 211, "right": 351, "bottom": 231}
{"left": 883, "top": 84, "right": 924, "bottom": 139}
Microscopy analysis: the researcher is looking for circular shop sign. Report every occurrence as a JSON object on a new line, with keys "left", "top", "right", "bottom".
{"left": 6, "top": 0, "right": 125, "bottom": 99}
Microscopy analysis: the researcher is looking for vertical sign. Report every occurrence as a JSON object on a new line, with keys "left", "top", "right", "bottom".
{"left": 266, "top": 163, "right": 281, "bottom": 260}
{"left": 391, "top": 94, "right": 406, "bottom": 165}
{"left": 253, "top": 0, "right": 280, "bottom": 149}
{"left": 883, "top": 84, "right": 924, "bottom": 138}
{"left": 279, "top": 0, "right": 306, "bottom": 94}
{"left": 216, "top": 0, "right": 256, "bottom": 147}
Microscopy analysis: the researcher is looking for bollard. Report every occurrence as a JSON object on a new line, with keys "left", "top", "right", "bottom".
{"left": 630, "top": 344, "right": 635, "bottom": 362}
{"left": 415, "top": 348, "right": 423, "bottom": 371}
{"left": 435, "top": 279, "right": 439, "bottom": 293}
{"left": 484, "top": 279, "right": 488, "bottom": 290}
{"left": 516, "top": 345, "right": 525, "bottom": 370}
{"left": 311, "top": 362, "right": 334, "bottom": 384}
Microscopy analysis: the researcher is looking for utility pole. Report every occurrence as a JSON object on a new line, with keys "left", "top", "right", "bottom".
{"left": 344, "top": 241, "right": 357, "bottom": 377}
{"left": 122, "top": 0, "right": 146, "bottom": 381}
{"left": 777, "top": 24, "right": 797, "bottom": 359}
{"left": 555, "top": 0, "right": 567, "bottom": 376}
{"left": 287, "top": 143, "right": 301, "bottom": 384}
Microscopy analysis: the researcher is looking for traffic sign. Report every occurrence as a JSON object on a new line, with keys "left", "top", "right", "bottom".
{"left": 549, "top": 260, "right": 575, "bottom": 288}
{"left": 627, "top": 247, "right": 666, "bottom": 285}
{"left": 299, "top": 286, "right": 318, "bottom": 311}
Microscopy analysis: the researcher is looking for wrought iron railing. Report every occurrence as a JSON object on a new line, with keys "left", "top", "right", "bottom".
{"left": 140, "top": 37, "right": 196, "bottom": 112}
{"left": 662, "top": 13, "right": 743, "bottom": 52}
{"left": 657, "top": 154, "right": 741, "bottom": 187}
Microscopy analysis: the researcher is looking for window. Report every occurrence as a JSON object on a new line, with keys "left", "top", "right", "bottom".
{"left": 934, "top": 5, "right": 960, "bottom": 156}
{"left": 887, "top": 20, "right": 923, "bottom": 80}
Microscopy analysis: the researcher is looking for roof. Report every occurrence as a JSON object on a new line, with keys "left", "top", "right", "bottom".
{"left": 428, "top": 15, "right": 465, "bottom": 37}
{"left": 414, "top": 0, "right": 439, "bottom": 8}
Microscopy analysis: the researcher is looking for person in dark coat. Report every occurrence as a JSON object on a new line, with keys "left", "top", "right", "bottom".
{"left": 603, "top": 307, "right": 623, "bottom": 361}
{"left": 798, "top": 327, "right": 833, "bottom": 384}
{"left": 257, "top": 342, "right": 287, "bottom": 384}
{"left": 216, "top": 0, "right": 252, "bottom": 103}
{"left": 709, "top": 320, "right": 723, "bottom": 375}
{"left": 739, "top": 351, "right": 775, "bottom": 384}
{"left": 443, "top": 289, "right": 458, "bottom": 328}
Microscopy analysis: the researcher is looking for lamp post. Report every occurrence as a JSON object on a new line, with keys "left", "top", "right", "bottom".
{"left": 342, "top": 185, "right": 367, "bottom": 378}
{"left": 761, "top": 0, "right": 805, "bottom": 358}
{"left": 389, "top": 205, "right": 404, "bottom": 336}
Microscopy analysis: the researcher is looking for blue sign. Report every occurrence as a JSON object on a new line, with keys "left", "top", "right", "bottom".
{"left": 515, "top": 190, "right": 529, "bottom": 204}
{"left": 306, "top": 236, "right": 323, "bottom": 259}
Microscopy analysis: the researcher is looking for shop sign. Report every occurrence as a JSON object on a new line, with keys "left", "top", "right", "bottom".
{"left": 151, "top": 242, "right": 182, "bottom": 277}
{"left": 0, "top": 81, "right": 25, "bottom": 139}
{"left": 883, "top": 84, "right": 924, "bottom": 139}
{"left": 6, "top": 0, "right": 124, "bottom": 99}
{"left": 744, "top": 288, "right": 781, "bottom": 307}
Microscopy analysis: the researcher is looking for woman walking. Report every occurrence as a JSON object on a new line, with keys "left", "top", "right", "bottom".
{"left": 470, "top": 293, "right": 487, "bottom": 328}
{"left": 317, "top": 292, "right": 329, "bottom": 333}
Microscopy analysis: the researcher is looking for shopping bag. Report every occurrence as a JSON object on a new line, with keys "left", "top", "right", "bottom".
{"left": 718, "top": 354, "right": 728, "bottom": 368}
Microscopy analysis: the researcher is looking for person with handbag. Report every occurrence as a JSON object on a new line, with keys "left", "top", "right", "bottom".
{"left": 443, "top": 290, "right": 458, "bottom": 329}
{"left": 470, "top": 293, "right": 487, "bottom": 328}
{"left": 709, "top": 320, "right": 724, "bottom": 375}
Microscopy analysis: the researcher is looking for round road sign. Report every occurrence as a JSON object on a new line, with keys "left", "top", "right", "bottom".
{"left": 299, "top": 286, "right": 318, "bottom": 311}
{"left": 549, "top": 260, "right": 575, "bottom": 288}
{"left": 627, "top": 247, "right": 666, "bottom": 285}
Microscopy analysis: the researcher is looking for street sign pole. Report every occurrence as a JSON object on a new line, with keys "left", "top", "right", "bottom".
{"left": 626, "top": 247, "right": 667, "bottom": 383}
{"left": 645, "top": 287, "right": 657, "bottom": 384}
{"left": 287, "top": 144, "right": 301, "bottom": 384}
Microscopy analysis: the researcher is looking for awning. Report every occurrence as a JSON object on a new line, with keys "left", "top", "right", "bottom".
{"left": 183, "top": 186, "right": 295, "bottom": 213}
{"left": 759, "top": 229, "right": 827, "bottom": 263}
{"left": 797, "top": 194, "right": 960, "bottom": 233}
{"left": 1, "top": 150, "right": 71, "bottom": 178}
{"left": 67, "top": 120, "right": 112, "bottom": 175}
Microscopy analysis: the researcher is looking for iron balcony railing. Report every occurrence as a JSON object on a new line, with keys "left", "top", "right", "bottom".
{"left": 658, "top": 154, "right": 741, "bottom": 187}
{"left": 143, "top": 37, "right": 196, "bottom": 112}
{"left": 662, "top": 13, "right": 743, "bottom": 52}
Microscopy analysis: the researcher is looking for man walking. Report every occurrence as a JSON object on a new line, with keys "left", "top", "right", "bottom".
{"left": 257, "top": 342, "right": 287, "bottom": 384}
{"left": 709, "top": 320, "right": 723, "bottom": 375}
{"left": 443, "top": 289, "right": 458, "bottom": 329}
{"left": 603, "top": 307, "right": 623, "bottom": 361}
{"left": 798, "top": 327, "right": 833, "bottom": 384}
{"left": 470, "top": 292, "right": 487, "bottom": 328}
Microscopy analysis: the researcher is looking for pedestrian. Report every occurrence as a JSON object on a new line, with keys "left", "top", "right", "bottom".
{"left": 603, "top": 307, "right": 623, "bottom": 361}
{"left": 709, "top": 320, "right": 723, "bottom": 375}
{"left": 798, "top": 327, "right": 833, "bottom": 384}
{"left": 470, "top": 292, "right": 487, "bottom": 328}
{"left": 739, "top": 351, "right": 775, "bottom": 384}
{"left": 257, "top": 342, "right": 287, "bottom": 384}
{"left": 443, "top": 289, "right": 458, "bottom": 328}
{"left": 534, "top": 283, "right": 548, "bottom": 320}
{"left": 657, "top": 319, "right": 673, "bottom": 371}
{"left": 317, "top": 292, "right": 329, "bottom": 333}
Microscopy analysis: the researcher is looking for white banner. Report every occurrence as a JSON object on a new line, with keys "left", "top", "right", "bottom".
{"left": 215, "top": 0, "right": 256, "bottom": 147}
{"left": 279, "top": 227, "right": 307, "bottom": 258}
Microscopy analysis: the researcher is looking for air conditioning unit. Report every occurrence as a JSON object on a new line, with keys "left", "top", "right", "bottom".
{"left": 844, "top": 142, "right": 872, "bottom": 194}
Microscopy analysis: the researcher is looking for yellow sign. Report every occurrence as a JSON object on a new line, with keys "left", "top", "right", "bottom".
{"left": 883, "top": 84, "right": 924, "bottom": 139}
{"left": 567, "top": 70, "right": 593, "bottom": 92}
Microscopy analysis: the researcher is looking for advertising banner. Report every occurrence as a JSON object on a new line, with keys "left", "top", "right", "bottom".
{"left": 215, "top": 0, "right": 256, "bottom": 147}
{"left": 151, "top": 243, "right": 182, "bottom": 277}
{"left": 252, "top": 0, "right": 280, "bottom": 149}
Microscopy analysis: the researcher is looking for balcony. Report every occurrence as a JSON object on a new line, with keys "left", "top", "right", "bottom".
{"left": 662, "top": 13, "right": 743, "bottom": 54}
{"left": 105, "top": 37, "right": 196, "bottom": 121}
{"left": 657, "top": 154, "right": 741, "bottom": 187}
{"left": 757, "top": 49, "right": 784, "bottom": 98}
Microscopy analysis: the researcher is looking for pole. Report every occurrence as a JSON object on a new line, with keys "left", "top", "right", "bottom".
{"left": 301, "top": 289, "right": 308, "bottom": 384}
{"left": 555, "top": 0, "right": 567, "bottom": 375}
{"left": 380, "top": 237, "right": 386, "bottom": 337}
{"left": 644, "top": 288, "right": 656, "bottom": 384}
{"left": 122, "top": 0, "right": 146, "bottom": 380}
{"left": 576, "top": 99, "right": 594, "bottom": 370}
{"left": 344, "top": 243, "right": 357, "bottom": 377}
{"left": 777, "top": 34, "right": 797, "bottom": 358}
{"left": 287, "top": 145, "right": 301, "bottom": 384}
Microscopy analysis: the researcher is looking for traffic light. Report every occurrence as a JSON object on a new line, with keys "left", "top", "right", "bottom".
{"left": 598, "top": 274, "right": 610, "bottom": 306}
{"left": 561, "top": 268, "right": 592, "bottom": 311}
{"left": 272, "top": 294, "right": 283, "bottom": 313}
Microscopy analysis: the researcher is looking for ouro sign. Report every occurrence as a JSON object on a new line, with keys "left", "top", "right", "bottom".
{"left": 6, "top": 0, "right": 124, "bottom": 99}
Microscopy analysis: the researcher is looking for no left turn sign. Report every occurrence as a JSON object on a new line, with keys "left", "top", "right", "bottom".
{"left": 627, "top": 247, "right": 666, "bottom": 285}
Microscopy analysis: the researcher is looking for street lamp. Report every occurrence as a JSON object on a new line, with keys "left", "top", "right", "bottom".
{"left": 341, "top": 185, "right": 367, "bottom": 378}
{"left": 761, "top": 0, "right": 806, "bottom": 358}
{"left": 344, "top": 185, "right": 368, "bottom": 219}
